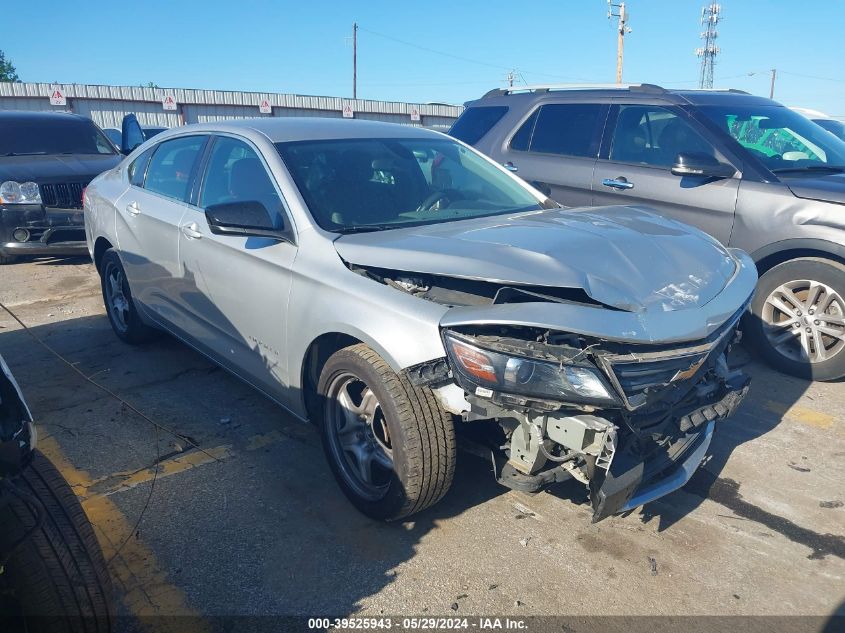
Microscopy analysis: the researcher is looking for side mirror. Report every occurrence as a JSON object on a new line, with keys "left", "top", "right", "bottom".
{"left": 671, "top": 152, "right": 736, "bottom": 179}
{"left": 121, "top": 113, "right": 145, "bottom": 155}
{"left": 205, "top": 201, "right": 288, "bottom": 241}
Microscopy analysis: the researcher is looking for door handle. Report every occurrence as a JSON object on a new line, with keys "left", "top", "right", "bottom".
{"left": 180, "top": 222, "right": 203, "bottom": 239}
{"left": 601, "top": 177, "right": 634, "bottom": 190}
{"left": 503, "top": 162, "right": 518, "bottom": 172}
{"left": 126, "top": 201, "right": 141, "bottom": 215}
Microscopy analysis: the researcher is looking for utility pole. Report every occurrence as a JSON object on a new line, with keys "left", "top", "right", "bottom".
{"left": 769, "top": 68, "right": 777, "bottom": 99}
{"left": 696, "top": 3, "right": 721, "bottom": 89}
{"left": 506, "top": 70, "right": 515, "bottom": 88}
{"left": 352, "top": 22, "right": 358, "bottom": 100}
{"left": 607, "top": 2, "right": 631, "bottom": 84}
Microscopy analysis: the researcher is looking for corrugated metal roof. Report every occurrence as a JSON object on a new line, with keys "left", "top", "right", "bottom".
{"left": 0, "top": 81, "right": 464, "bottom": 118}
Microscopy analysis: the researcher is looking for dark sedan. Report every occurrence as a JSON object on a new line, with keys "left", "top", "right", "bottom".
{"left": 0, "top": 111, "right": 122, "bottom": 264}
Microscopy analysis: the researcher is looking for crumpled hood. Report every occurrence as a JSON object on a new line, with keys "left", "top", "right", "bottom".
{"left": 334, "top": 205, "right": 739, "bottom": 313}
{"left": 783, "top": 172, "right": 845, "bottom": 206}
{"left": 0, "top": 154, "right": 121, "bottom": 183}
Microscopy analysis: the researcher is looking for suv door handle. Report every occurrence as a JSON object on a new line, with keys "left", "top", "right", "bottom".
{"left": 602, "top": 177, "right": 634, "bottom": 190}
{"left": 126, "top": 201, "right": 141, "bottom": 215}
{"left": 503, "top": 162, "right": 518, "bottom": 172}
{"left": 180, "top": 222, "right": 203, "bottom": 239}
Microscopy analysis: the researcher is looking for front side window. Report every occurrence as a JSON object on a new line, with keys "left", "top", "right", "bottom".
{"left": 448, "top": 106, "right": 508, "bottom": 145}
{"left": 199, "top": 136, "right": 283, "bottom": 226}
{"left": 510, "top": 109, "right": 539, "bottom": 151}
{"left": 700, "top": 105, "right": 845, "bottom": 174}
{"left": 276, "top": 137, "right": 542, "bottom": 232}
{"left": 144, "top": 136, "right": 205, "bottom": 202}
{"left": 0, "top": 117, "right": 118, "bottom": 156}
{"left": 609, "top": 105, "right": 716, "bottom": 168}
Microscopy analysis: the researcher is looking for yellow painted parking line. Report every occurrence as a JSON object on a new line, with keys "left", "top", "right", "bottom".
{"left": 764, "top": 400, "right": 836, "bottom": 429}
{"left": 38, "top": 435, "right": 211, "bottom": 633}
{"left": 84, "top": 444, "right": 232, "bottom": 499}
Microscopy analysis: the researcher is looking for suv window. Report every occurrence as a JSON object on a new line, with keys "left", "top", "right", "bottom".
{"left": 128, "top": 147, "right": 155, "bottom": 187}
{"left": 449, "top": 106, "right": 508, "bottom": 144}
{"left": 609, "top": 105, "right": 715, "bottom": 168}
{"left": 525, "top": 104, "right": 603, "bottom": 157}
{"left": 510, "top": 109, "right": 539, "bottom": 151}
{"left": 144, "top": 136, "right": 205, "bottom": 202}
{"left": 199, "top": 136, "right": 283, "bottom": 225}
{"left": 0, "top": 117, "right": 117, "bottom": 156}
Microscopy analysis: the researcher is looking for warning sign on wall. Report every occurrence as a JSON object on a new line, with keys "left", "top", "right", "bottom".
{"left": 162, "top": 94, "right": 178, "bottom": 111}
{"left": 259, "top": 99, "right": 272, "bottom": 114}
{"left": 49, "top": 88, "right": 66, "bottom": 106}
{"left": 342, "top": 103, "right": 354, "bottom": 118}
{"left": 410, "top": 107, "right": 421, "bottom": 122}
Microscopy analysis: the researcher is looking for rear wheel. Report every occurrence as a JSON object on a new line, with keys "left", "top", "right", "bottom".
{"left": 746, "top": 257, "right": 845, "bottom": 381}
{"left": 0, "top": 450, "right": 113, "bottom": 633}
{"left": 99, "top": 249, "right": 156, "bottom": 344}
{"left": 317, "top": 344, "right": 456, "bottom": 520}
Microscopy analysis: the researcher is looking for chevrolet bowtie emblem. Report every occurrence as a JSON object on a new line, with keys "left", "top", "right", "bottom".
{"left": 671, "top": 357, "right": 706, "bottom": 382}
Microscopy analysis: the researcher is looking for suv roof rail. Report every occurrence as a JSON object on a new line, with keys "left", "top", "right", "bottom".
{"left": 481, "top": 83, "right": 668, "bottom": 98}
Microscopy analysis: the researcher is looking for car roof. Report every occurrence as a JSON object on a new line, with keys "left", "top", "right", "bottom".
{"left": 0, "top": 110, "right": 95, "bottom": 123}
{"left": 157, "top": 117, "right": 441, "bottom": 143}
{"left": 466, "top": 84, "right": 780, "bottom": 109}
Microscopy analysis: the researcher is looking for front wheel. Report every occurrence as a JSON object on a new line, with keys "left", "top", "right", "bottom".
{"left": 746, "top": 257, "right": 845, "bottom": 381}
{"left": 317, "top": 344, "right": 456, "bottom": 520}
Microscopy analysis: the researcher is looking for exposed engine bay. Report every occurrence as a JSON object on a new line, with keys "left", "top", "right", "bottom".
{"left": 353, "top": 263, "right": 751, "bottom": 522}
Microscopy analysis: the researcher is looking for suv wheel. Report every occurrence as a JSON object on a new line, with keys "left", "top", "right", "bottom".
{"left": 746, "top": 257, "right": 845, "bottom": 380}
{"left": 99, "top": 249, "right": 156, "bottom": 344}
{"left": 317, "top": 344, "right": 456, "bottom": 520}
{"left": 0, "top": 253, "right": 17, "bottom": 265}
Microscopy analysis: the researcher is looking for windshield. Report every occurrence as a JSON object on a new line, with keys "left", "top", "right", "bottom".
{"left": 0, "top": 117, "right": 117, "bottom": 156}
{"left": 275, "top": 137, "right": 542, "bottom": 232}
{"left": 700, "top": 105, "right": 845, "bottom": 174}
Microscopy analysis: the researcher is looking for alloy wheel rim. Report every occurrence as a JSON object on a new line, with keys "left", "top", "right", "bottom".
{"left": 762, "top": 279, "right": 845, "bottom": 364}
{"left": 105, "top": 264, "right": 130, "bottom": 333}
{"left": 326, "top": 373, "right": 394, "bottom": 501}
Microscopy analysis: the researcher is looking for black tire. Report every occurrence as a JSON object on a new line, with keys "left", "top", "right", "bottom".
{"left": 99, "top": 249, "right": 156, "bottom": 344}
{"left": 745, "top": 257, "right": 845, "bottom": 381}
{"left": 0, "top": 254, "right": 17, "bottom": 265}
{"left": 317, "top": 344, "right": 456, "bottom": 521}
{"left": 0, "top": 450, "right": 113, "bottom": 633}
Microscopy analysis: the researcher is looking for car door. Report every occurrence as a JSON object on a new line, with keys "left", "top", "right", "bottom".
{"left": 116, "top": 135, "right": 208, "bottom": 331}
{"left": 497, "top": 102, "right": 607, "bottom": 207}
{"left": 591, "top": 103, "right": 740, "bottom": 245}
{"left": 176, "top": 134, "right": 297, "bottom": 399}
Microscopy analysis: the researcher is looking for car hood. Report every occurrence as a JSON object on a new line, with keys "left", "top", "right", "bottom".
{"left": 783, "top": 172, "right": 845, "bottom": 205}
{"left": 0, "top": 154, "right": 121, "bottom": 183}
{"left": 333, "top": 206, "right": 739, "bottom": 313}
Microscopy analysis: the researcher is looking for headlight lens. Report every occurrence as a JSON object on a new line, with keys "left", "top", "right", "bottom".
{"left": 443, "top": 333, "right": 619, "bottom": 405}
{"left": 0, "top": 180, "right": 42, "bottom": 204}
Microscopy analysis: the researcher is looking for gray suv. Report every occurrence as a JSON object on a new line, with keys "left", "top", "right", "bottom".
{"left": 452, "top": 85, "right": 845, "bottom": 380}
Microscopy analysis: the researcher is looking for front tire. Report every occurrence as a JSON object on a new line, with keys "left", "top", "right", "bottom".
{"left": 317, "top": 344, "right": 456, "bottom": 520}
{"left": 99, "top": 249, "right": 156, "bottom": 345}
{"left": 0, "top": 450, "right": 113, "bottom": 633}
{"left": 0, "top": 254, "right": 17, "bottom": 265}
{"left": 746, "top": 257, "right": 845, "bottom": 381}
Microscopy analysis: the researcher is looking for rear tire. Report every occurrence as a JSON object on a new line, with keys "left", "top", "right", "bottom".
{"left": 0, "top": 450, "right": 113, "bottom": 633}
{"left": 317, "top": 344, "right": 456, "bottom": 520}
{"left": 99, "top": 249, "right": 156, "bottom": 344}
{"left": 745, "top": 257, "right": 845, "bottom": 381}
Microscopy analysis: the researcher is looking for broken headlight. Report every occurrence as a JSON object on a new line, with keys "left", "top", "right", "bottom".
{"left": 443, "top": 332, "right": 619, "bottom": 406}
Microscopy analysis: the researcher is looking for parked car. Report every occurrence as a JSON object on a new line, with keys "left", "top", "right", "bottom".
{"left": 0, "top": 111, "right": 122, "bottom": 264}
{"left": 452, "top": 84, "right": 845, "bottom": 381}
{"left": 0, "top": 355, "right": 113, "bottom": 631}
{"left": 790, "top": 107, "right": 845, "bottom": 141}
{"left": 85, "top": 116, "right": 755, "bottom": 522}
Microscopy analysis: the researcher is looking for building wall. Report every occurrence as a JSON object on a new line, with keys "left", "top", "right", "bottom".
{"left": 0, "top": 82, "right": 463, "bottom": 131}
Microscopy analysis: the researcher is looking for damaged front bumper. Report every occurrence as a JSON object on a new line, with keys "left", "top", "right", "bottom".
{"left": 0, "top": 204, "right": 87, "bottom": 258}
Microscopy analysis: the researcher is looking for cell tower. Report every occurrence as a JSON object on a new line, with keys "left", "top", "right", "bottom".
{"left": 696, "top": 3, "right": 721, "bottom": 89}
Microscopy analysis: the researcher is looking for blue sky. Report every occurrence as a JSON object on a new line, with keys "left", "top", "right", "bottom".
{"left": 6, "top": 1, "right": 844, "bottom": 116}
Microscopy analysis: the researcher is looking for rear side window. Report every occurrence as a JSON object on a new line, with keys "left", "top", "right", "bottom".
{"left": 128, "top": 147, "right": 155, "bottom": 187}
{"left": 529, "top": 104, "right": 604, "bottom": 157}
{"left": 449, "top": 106, "right": 508, "bottom": 145}
{"left": 510, "top": 109, "right": 539, "bottom": 151}
{"left": 144, "top": 136, "right": 206, "bottom": 202}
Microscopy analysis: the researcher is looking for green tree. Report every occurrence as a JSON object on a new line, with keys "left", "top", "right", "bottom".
{"left": 0, "top": 50, "right": 20, "bottom": 82}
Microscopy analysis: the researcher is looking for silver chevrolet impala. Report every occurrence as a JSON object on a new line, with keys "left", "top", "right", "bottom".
{"left": 84, "top": 116, "right": 757, "bottom": 522}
